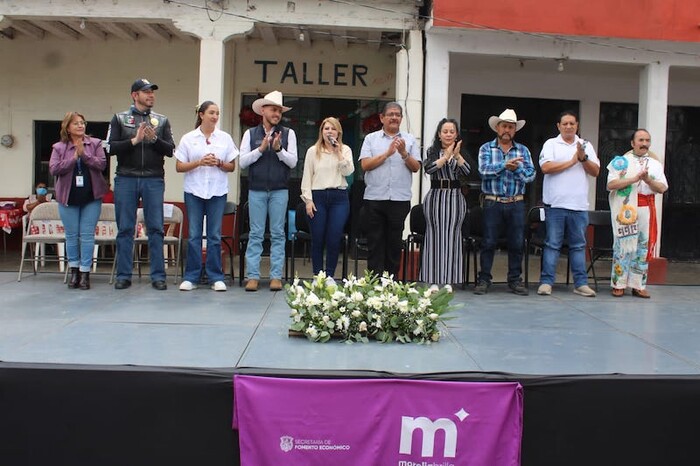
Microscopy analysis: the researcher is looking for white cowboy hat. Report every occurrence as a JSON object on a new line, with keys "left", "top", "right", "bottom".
{"left": 488, "top": 109, "right": 526, "bottom": 132}
{"left": 252, "top": 91, "right": 292, "bottom": 115}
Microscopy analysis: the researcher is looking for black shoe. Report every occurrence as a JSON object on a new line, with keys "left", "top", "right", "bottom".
{"left": 473, "top": 281, "right": 489, "bottom": 295}
{"left": 114, "top": 279, "right": 131, "bottom": 290}
{"left": 79, "top": 271, "right": 90, "bottom": 290}
{"left": 68, "top": 267, "right": 80, "bottom": 289}
{"left": 508, "top": 281, "right": 529, "bottom": 296}
{"left": 152, "top": 280, "right": 167, "bottom": 291}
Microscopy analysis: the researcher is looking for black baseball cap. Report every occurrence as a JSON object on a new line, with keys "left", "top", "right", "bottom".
{"left": 131, "top": 78, "right": 159, "bottom": 93}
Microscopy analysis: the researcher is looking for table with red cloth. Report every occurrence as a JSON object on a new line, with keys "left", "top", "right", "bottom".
{"left": 0, "top": 208, "right": 23, "bottom": 253}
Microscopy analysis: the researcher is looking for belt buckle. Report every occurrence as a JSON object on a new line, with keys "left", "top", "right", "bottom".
{"left": 440, "top": 179, "right": 449, "bottom": 189}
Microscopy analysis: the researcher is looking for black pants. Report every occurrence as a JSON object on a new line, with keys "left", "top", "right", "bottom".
{"left": 364, "top": 200, "right": 410, "bottom": 278}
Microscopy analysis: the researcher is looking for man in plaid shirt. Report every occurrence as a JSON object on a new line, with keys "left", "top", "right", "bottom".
{"left": 474, "top": 109, "right": 535, "bottom": 295}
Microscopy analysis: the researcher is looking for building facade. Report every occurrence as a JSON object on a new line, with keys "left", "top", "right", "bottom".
{"left": 424, "top": 0, "right": 700, "bottom": 259}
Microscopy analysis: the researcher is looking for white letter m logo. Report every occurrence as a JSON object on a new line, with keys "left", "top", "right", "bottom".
{"left": 399, "top": 416, "right": 458, "bottom": 458}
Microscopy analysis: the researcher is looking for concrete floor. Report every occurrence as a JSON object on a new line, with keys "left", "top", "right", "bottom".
{"left": 2, "top": 248, "right": 700, "bottom": 374}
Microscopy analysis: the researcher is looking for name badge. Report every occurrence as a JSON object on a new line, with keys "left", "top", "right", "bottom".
{"left": 76, "top": 175, "right": 84, "bottom": 187}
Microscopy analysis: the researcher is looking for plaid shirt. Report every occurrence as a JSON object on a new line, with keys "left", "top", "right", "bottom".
{"left": 478, "top": 138, "right": 536, "bottom": 196}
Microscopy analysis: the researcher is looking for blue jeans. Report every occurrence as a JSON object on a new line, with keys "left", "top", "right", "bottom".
{"left": 184, "top": 192, "right": 226, "bottom": 284}
{"left": 540, "top": 207, "right": 589, "bottom": 287}
{"left": 478, "top": 199, "right": 525, "bottom": 284}
{"left": 114, "top": 176, "right": 165, "bottom": 282}
{"left": 58, "top": 198, "right": 102, "bottom": 272}
{"left": 309, "top": 189, "right": 349, "bottom": 277}
{"left": 246, "top": 189, "right": 288, "bottom": 280}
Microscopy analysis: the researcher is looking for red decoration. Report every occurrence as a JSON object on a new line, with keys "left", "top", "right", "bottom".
{"left": 362, "top": 113, "right": 382, "bottom": 134}
{"left": 239, "top": 106, "right": 262, "bottom": 128}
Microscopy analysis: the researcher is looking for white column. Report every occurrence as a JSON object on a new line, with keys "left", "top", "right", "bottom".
{"left": 422, "top": 35, "right": 450, "bottom": 199}
{"left": 638, "top": 62, "right": 670, "bottom": 257}
{"left": 198, "top": 38, "right": 225, "bottom": 112}
{"left": 396, "top": 29, "right": 424, "bottom": 206}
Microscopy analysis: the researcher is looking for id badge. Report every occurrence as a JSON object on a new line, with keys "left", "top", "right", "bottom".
{"left": 76, "top": 175, "right": 84, "bottom": 187}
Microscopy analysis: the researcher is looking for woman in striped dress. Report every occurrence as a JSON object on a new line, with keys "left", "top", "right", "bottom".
{"left": 419, "top": 118, "right": 471, "bottom": 286}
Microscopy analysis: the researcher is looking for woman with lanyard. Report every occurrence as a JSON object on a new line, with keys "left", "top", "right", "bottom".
{"left": 49, "top": 111, "right": 108, "bottom": 290}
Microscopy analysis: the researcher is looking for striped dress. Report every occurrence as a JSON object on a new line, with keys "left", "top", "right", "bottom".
{"left": 419, "top": 147, "right": 470, "bottom": 285}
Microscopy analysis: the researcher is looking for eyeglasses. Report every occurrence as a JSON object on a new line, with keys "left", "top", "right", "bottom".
{"left": 384, "top": 112, "right": 403, "bottom": 118}
{"left": 72, "top": 121, "right": 87, "bottom": 126}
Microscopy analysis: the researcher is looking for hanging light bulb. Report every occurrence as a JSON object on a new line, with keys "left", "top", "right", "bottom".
{"left": 79, "top": 18, "right": 86, "bottom": 30}
{"left": 298, "top": 31, "right": 305, "bottom": 41}
{"left": 557, "top": 59, "right": 565, "bottom": 72}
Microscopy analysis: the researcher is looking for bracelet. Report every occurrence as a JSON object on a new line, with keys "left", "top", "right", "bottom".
{"left": 401, "top": 153, "right": 409, "bottom": 161}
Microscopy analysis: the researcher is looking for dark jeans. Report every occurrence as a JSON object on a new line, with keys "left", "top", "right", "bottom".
{"left": 478, "top": 199, "right": 525, "bottom": 284}
{"left": 364, "top": 199, "right": 410, "bottom": 278}
{"left": 114, "top": 176, "right": 165, "bottom": 282}
{"left": 309, "top": 189, "right": 349, "bottom": 277}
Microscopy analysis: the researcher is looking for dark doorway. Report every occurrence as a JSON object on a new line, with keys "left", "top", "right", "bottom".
{"left": 460, "top": 94, "right": 579, "bottom": 209}
{"left": 597, "top": 103, "right": 700, "bottom": 260}
{"left": 33, "top": 120, "right": 110, "bottom": 192}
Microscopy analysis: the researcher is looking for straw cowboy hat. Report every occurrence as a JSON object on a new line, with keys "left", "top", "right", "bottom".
{"left": 252, "top": 91, "right": 292, "bottom": 115}
{"left": 488, "top": 109, "right": 526, "bottom": 132}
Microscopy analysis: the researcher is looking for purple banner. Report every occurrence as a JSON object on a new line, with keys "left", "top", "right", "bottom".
{"left": 233, "top": 375, "right": 523, "bottom": 466}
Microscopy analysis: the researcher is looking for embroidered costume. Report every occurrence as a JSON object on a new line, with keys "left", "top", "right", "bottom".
{"left": 607, "top": 151, "right": 668, "bottom": 290}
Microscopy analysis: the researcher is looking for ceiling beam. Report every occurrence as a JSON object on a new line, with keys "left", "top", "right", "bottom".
{"left": 33, "top": 20, "right": 81, "bottom": 40}
{"left": 97, "top": 21, "right": 138, "bottom": 41}
{"left": 367, "top": 30, "right": 382, "bottom": 50}
{"left": 11, "top": 20, "right": 46, "bottom": 40}
{"left": 71, "top": 20, "right": 107, "bottom": 41}
{"left": 163, "top": 24, "right": 195, "bottom": 43}
{"left": 258, "top": 24, "right": 277, "bottom": 46}
{"left": 332, "top": 29, "right": 348, "bottom": 49}
{"left": 131, "top": 22, "right": 171, "bottom": 42}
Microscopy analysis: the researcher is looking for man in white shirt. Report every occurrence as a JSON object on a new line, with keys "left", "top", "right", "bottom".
{"left": 359, "top": 102, "right": 421, "bottom": 278}
{"left": 537, "top": 110, "right": 600, "bottom": 297}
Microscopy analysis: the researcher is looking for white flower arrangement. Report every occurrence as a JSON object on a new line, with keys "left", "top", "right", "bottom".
{"left": 286, "top": 271, "right": 457, "bottom": 344}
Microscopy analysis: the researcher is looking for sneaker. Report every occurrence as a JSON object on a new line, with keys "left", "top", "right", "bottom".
{"left": 537, "top": 283, "right": 552, "bottom": 296}
{"left": 473, "top": 281, "right": 489, "bottom": 295}
{"left": 573, "top": 285, "right": 597, "bottom": 297}
{"left": 508, "top": 281, "right": 529, "bottom": 296}
{"left": 179, "top": 280, "right": 197, "bottom": 291}
{"left": 326, "top": 277, "right": 336, "bottom": 287}
{"left": 211, "top": 281, "right": 227, "bottom": 292}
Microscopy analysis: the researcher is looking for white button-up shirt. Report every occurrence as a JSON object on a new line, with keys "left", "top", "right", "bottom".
{"left": 359, "top": 129, "right": 421, "bottom": 201}
{"left": 175, "top": 128, "right": 239, "bottom": 199}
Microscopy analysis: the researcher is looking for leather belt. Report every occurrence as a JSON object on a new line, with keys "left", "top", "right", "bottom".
{"left": 431, "top": 179, "right": 461, "bottom": 189}
{"left": 483, "top": 194, "right": 524, "bottom": 203}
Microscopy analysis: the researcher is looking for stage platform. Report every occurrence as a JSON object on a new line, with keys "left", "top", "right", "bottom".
{"left": 2, "top": 270, "right": 700, "bottom": 465}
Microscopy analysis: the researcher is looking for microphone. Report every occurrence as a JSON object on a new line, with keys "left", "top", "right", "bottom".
{"left": 328, "top": 136, "right": 338, "bottom": 147}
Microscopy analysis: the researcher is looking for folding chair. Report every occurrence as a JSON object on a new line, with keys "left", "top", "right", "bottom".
{"left": 17, "top": 202, "right": 66, "bottom": 281}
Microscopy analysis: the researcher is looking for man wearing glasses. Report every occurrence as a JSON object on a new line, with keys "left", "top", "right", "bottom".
{"left": 106, "top": 78, "right": 175, "bottom": 290}
{"left": 359, "top": 102, "right": 421, "bottom": 278}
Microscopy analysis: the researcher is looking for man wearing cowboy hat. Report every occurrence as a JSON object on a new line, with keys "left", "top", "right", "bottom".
{"left": 537, "top": 110, "right": 600, "bottom": 297}
{"left": 474, "top": 109, "right": 536, "bottom": 296}
{"left": 107, "top": 78, "right": 175, "bottom": 291}
{"left": 239, "top": 91, "right": 298, "bottom": 291}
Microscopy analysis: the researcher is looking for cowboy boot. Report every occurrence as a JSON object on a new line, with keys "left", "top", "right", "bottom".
{"left": 79, "top": 271, "right": 90, "bottom": 290}
{"left": 69, "top": 267, "right": 80, "bottom": 289}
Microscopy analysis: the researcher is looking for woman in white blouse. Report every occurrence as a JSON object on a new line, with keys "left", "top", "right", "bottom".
{"left": 175, "top": 101, "right": 238, "bottom": 291}
{"left": 300, "top": 117, "right": 354, "bottom": 281}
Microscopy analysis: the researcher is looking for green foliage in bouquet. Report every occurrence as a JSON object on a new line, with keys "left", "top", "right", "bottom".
{"left": 286, "top": 270, "right": 457, "bottom": 344}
